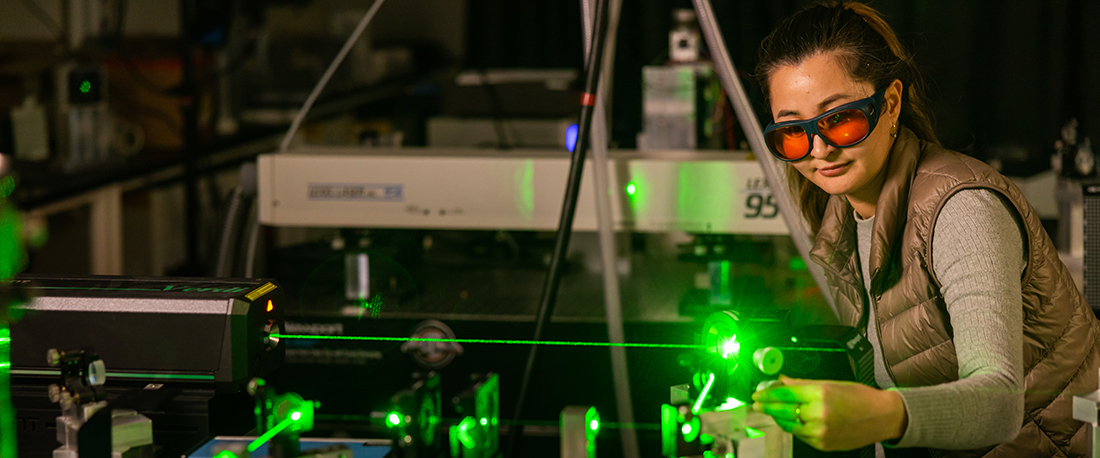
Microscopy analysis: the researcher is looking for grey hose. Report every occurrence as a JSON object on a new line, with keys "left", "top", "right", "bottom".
{"left": 579, "top": 1, "right": 640, "bottom": 458}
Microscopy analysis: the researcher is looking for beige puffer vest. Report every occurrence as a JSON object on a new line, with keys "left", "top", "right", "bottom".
{"left": 808, "top": 128, "right": 1100, "bottom": 457}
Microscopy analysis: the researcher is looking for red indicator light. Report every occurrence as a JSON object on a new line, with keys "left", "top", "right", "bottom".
{"left": 266, "top": 300, "right": 273, "bottom": 312}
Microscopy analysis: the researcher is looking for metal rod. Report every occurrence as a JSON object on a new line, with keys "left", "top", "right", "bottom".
{"left": 506, "top": 0, "right": 611, "bottom": 455}
{"left": 691, "top": 0, "right": 837, "bottom": 314}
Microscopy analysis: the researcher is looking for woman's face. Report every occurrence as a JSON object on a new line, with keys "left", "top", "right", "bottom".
{"left": 768, "top": 52, "right": 901, "bottom": 209}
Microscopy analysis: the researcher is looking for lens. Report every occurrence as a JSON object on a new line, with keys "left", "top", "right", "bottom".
{"left": 818, "top": 109, "right": 870, "bottom": 147}
{"left": 767, "top": 126, "right": 810, "bottom": 160}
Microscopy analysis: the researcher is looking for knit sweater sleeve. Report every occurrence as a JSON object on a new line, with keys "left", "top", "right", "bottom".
{"left": 891, "top": 189, "right": 1026, "bottom": 449}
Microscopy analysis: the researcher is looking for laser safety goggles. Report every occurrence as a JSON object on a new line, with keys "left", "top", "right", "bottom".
{"left": 763, "top": 86, "right": 887, "bottom": 162}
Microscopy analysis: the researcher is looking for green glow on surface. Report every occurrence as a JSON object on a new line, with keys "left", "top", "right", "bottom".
{"left": 387, "top": 413, "right": 401, "bottom": 427}
{"left": 720, "top": 335, "right": 740, "bottom": 359}
{"left": 79, "top": 81, "right": 91, "bottom": 93}
{"left": 624, "top": 167, "right": 648, "bottom": 214}
{"left": 710, "top": 260, "right": 731, "bottom": 306}
{"left": 516, "top": 159, "right": 535, "bottom": 222}
{"left": 682, "top": 417, "right": 700, "bottom": 442}
{"left": 676, "top": 162, "right": 734, "bottom": 231}
{"left": 24, "top": 286, "right": 165, "bottom": 291}
{"left": 692, "top": 373, "right": 716, "bottom": 414}
{"left": 0, "top": 177, "right": 15, "bottom": 199}
{"left": 716, "top": 397, "right": 745, "bottom": 411}
{"left": 703, "top": 451, "right": 715, "bottom": 458}
{"left": 356, "top": 293, "right": 383, "bottom": 320}
{"left": 660, "top": 404, "right": 679, "bottom": 457}
{"left": 789, "top": 257, "right": 807, "bottom": 271}
{"left": 584, "top": 407, "right": 600, "bottom": 443}
{"left": 269, "top": 334, "right": 702, "bottom": 349}
{"left": 480, "top": 417, "right": 488, "bottom": 426}
{"left": 457, "top": 416, "right": 477, "bottom": 449}
{"left": 626, "top": 182, "right": 636, "bottom": 196}
{"left": 248, "top": 417, "right": 294, "bottom": 452}
{"left": 0, "top": 207, "right": 27, "bottom": 281}
{"left": 1, "top": 325, "right": 14, "bottom": 458}
{"left": 291, "top": 411, "right": 301, "bottom": 421}
{"left": 746, "top": 427, "right": 764, "bottom": 439}
{"left": 213, "top": 451, "right": 238, "bottom": 458}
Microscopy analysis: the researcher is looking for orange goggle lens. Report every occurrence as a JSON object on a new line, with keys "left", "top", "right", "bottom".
{"left": 766, "top": 108, "right": 871, "bottom": 160}
{"left": 818, "top": 109, "right": 870, "bottom": 146}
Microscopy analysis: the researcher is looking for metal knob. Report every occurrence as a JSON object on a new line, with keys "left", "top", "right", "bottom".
{"left": 48, "top": 384, "right": 62, "bottom": 403}
{"left": 47, "top": 348, "right": 61, "bottom": 367}
{"left": 753, "top": 347, "right": 784, "bottom": 375}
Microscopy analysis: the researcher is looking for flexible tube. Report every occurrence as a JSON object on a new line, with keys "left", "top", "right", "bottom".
{"left": 278, "top": 0, "right": 386, "bottom": 153}
{"left": 579, "top": 0, "right": 640, "bottom": 457}
{"left": 506, "top": 0, "right": 612, "bottom": 455}
{"left": 691, "top": 0, "right": 837, "bottom": 314}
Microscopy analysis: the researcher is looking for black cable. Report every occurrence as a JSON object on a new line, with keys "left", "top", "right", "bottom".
{"left": 504, "top": 0, "right": 610, "bottom": 455}
{"left": 479, "top": 68, "right": 512, "bottom": 149}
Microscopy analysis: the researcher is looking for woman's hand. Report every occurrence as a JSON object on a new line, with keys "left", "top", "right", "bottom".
{"left": 751, "top": 375, "right": 908, "bottom": 451}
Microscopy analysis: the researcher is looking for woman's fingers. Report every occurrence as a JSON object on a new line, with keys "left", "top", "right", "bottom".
{"left": 753, "top": 401, "right": 803, "bottom": 424}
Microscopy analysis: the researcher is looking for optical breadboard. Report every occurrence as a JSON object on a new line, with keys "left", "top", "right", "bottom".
{"left": 258, "top": 147, "right": 789, "bottom": 235}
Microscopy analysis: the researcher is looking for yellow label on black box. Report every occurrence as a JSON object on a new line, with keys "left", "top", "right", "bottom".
{"left": 245, "top": 282, "right": 277, "bottom": 301}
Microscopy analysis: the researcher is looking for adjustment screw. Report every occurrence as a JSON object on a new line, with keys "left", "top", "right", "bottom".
{"left": 48, "top": 384, "right": 62, "bottom": 403}
{"left": 47, "top": 349, "right": 61, "bottom": 367}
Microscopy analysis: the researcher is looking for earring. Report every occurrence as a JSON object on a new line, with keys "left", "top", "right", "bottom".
{"left": 891, "top": 122, "right": 898, "bottom": 138}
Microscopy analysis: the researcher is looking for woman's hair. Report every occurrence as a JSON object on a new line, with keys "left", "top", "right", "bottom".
{"left": 755, "top": 1, "right": 938, "bottom": 233}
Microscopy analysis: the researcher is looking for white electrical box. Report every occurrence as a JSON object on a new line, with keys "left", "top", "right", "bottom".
{"left": 258, "top": 147, "right": 789, "bottom": 235}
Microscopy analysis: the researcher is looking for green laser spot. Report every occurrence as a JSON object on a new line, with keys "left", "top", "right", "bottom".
{"left": 681, "top": 423, "right": 692, "bottom": 435}
{"left": 716, "top": 397, "right": 745, "bottom": 411}
{"left": 357, "top": 293, "right": 384, "bottom": 320}
{"left": 721, "top": 335, "right": 740, "bottom": 359}
{"left": 291, "top": 411, "right": 301, "bottom": 421}
{"left": 746, "top": 427, "right": 765, "bottom": 438}
{"left": 387, "top": 413, "right": 401, "bottom": 427}
{"left": 213, "top": 451, "right": 238, "bottom": 458}
{"left": 80, "top": 81, "right": 91, "bottom": 93}
{"left": 457, "top": 416, "right": 477, "bottom": 449}
{"left": 626, "top": 182, "right": 636, "bottom": 196}
{"left": 788, "top": 257, "right": 807, "bottom": 271}
{"left": 589, "top": 420, "right": 598, "bottom": 431}
{"left": 480, "top": 418, "right": 488, "bottom": 426}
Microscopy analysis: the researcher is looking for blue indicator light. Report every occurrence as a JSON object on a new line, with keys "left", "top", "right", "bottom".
{"left": 566, "top": 124, "right": 579, "bottom": 152}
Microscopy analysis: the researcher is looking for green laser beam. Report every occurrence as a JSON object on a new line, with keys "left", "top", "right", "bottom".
{"left": 313, "top": 414, "right": 661, "bottom": 430}
{"left": 10, "top": 369, "right": 214, "bottom": 380}
{"left": 248, "top": 417, "right": 294, "bottom": 452}
{"left": 693, "top": 373, "right": 716, "bottom": 414}
{"left": 270, "top": 334, "right": 703, "bottom": 350}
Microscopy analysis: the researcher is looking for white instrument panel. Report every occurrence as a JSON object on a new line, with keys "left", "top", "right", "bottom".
{"left": 258, "top": 147, "right": 789, "bottom": 235}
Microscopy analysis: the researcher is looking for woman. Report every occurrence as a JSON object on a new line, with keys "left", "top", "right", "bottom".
{"left": 749, "top": 2, "right": 1100, "bottom": 456}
